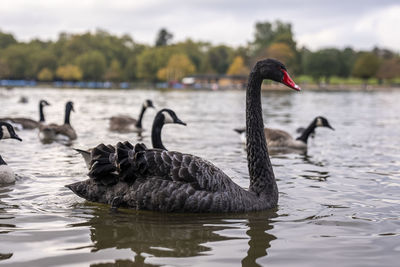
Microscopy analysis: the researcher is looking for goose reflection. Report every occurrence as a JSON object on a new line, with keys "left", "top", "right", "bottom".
{"left": 70, "top": 206, "right": 277, "bottom": 266}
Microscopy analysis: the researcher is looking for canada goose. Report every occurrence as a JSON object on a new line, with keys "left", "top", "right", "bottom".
{"left": 75, "top": 108, "right": 186, "bottom": 169}
{"left": 234, "top": 116, "right": 334, "bottom": 150}
{"left": 39, "top": 101, "right": 77, "bottom": 142}
{"left": 0, "top": 122, "right": 22, "bottom": 184}
{"left": 66, "top": 58, "right": 300, "bottom": 212}
{"left": 109, "top": 99, "right": 155, "bottom": 133}
{"left": 0, "top": 100, "right": 50, "bottom": 130}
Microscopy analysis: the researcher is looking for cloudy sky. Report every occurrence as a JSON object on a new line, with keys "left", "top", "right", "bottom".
{"left": 1, "top": 0, "right": 399, "bottom": 51}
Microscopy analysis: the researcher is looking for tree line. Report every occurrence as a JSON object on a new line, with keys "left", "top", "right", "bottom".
{"left": 0, "top": 20, "right": 399, "bottom": 85}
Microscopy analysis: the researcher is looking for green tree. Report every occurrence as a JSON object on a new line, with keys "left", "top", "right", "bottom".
{"left": 0, "top": 30, "right": 17, "bottom": 49}
{"left": 207, "top": 45, "right": 233, "bottom": 74}
{"left": 265, "top": 43, "right": 295, "bottom": 65}
{"left": 0, "top": 58, "right": 10, "bottom": 79}
{"left": 105, "top": 59, "right": 123, "bottom": 81}
{"left": 137, "top": 47, "right": 171, "bottom": 81}
{"left": 1, "top": 44, "right": 32, "bottom": 79}
{"left": 155, "top": 28, "right": 173, "bottom": 47}
{"left": 252, "top": 20, "right": 296, "bottom": 56}
{"left": 227, "top": 56, "right": 249, "bottom": 75}
{"left": 37, "top": 68, "right": 54, "bottom": 81}
{"left": 338, "top": 47, "right": 357, "bottom": 78}
{"left": 157, "top": 54, "right": 195, "bottom": 81}
{"left": 76, "top": 51, "right": 107, "bottom": 80}
{"left": 375, "top": 57, "right": 400, "bottom": 82}
{"left": 56, "top": 65, "right": 82, "bottom": 81}
{"left": 303, "top": 49, "right": 341, "bottom": 84}
{"left": 352, "top": 52, "right": 380, "bottom": 81}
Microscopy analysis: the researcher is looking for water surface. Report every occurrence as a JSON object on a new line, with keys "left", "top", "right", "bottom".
{"left": 0, "top": 88, "right": 399, "bottom": 266}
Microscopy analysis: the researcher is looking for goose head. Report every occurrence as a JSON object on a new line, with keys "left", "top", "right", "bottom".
{"left": 255, "top": 59, "right": 301, "bottom": 91}
{"left": 315, "top": 116, "right": 334, "bottom": 130}
{"left": 66, "top": 101, "right": 75, "bottom": 112}
{"left": 143, "top": 99, "right": 155, "bottom": 109}
{"left": 0, "top": 122, "right": 22, "bottom": 141}
{"left": 40, "top": 99, "right": 51, "bottom": 108}
{"left": 160, "top": 109, "right": 186, "bottom": 126}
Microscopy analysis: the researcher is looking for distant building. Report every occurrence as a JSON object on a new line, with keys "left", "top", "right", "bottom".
{"left": 182, "top": 74, "right": 247, "bottom": 90}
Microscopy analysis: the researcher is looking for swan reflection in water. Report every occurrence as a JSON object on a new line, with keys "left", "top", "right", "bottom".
{"left": 70, "top": 206, "right": 277, "bottom": 266}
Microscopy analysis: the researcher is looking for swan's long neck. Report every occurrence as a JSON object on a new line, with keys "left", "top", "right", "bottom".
{"left": 39, "top": 103, "right": 45, "bottom": 122}
{"left": 64, "top": 106, "right": 72, "bottom": 125}
{"left": 246, "top": 70, "right": 277, "bottom": 197}
{"left": 135, "top": 105, "right": 146, "bottom": 128}
{"left": 296, "top": 120, "right": 316, "bottom": 143}
{"left": 151, "top": 115, "right": 166, "bottom": 150}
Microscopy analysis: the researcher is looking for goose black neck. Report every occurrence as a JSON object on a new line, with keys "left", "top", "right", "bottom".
{"left": 151, "top": 114, "right": 166, "bottom": 150}
{"left": 296, "top": 120, "right": 316, "bottom": 143}
{"left": 64, "top": 105, "right": 72, "bottom": 125}
{"left": 135, "top": 105, "right": 146, "bottom": 128}
{"left": 39, "top": 103, "right": 45, "bottom": 122}
{"left": 0, "top": 155, "right": 7, "bottom": 165}
{"left": 246, "top": 70, "right": 277, "bottom": 197}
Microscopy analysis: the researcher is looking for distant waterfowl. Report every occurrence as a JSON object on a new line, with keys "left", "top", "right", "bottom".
{"left": 109, "top": 99, "right": 154, "bottom": 133}
{"left": 76, "top": 108, "right": 186, "bottom": 169}
{"left": 18, "top": 96, "right": 29, "bottom": 103}
{"left": 0, "top": 122, "right": 22, "bottom": 184}
{"left": 234, "top": 116, "right": 334, "bottom": 150}
{"left": 66, "top": 58, "right": 300, "bottom": 213}
{"left": 0, "top": 100, "right": 50, "bottom": 130}
{"left": 39, "top": 101, "right": 77, "bottom": 142}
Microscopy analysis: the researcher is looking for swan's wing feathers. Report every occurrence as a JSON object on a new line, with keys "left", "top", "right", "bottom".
{"left": 116, "top": 141, "right": 148, "bottom": 182}
{"left": 89, "top": 143, "right": 118, "bottom": 185}
{"left": 126, "top": 147, "right": 233, "bottom": 192}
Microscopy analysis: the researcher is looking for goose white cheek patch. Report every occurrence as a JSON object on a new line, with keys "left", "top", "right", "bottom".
{"left": 1, "top": 126, "right": 11, "bottom": 139}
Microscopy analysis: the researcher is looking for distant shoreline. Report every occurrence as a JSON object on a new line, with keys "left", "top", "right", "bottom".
{"left": 1, "top": 82, "right": 399, "bottom": 92}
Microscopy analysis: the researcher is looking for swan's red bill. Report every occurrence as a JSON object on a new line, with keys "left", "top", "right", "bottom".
{"left": 281, "top": 69, "right": 301, "bottom": 91}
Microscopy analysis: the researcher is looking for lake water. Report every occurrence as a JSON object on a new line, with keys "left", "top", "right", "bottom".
{"left": 0, "top": 87, "right": 399, "bottom": 267}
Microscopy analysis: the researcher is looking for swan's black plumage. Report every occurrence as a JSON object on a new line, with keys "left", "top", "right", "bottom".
{"left": 66, "top": 58, "right": 300, "bottom": 213}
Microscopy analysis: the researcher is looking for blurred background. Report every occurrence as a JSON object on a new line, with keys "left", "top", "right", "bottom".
{"left": 1, "top": 1, "right": 400, "bottom": 267}
{"left": 0, "top": 0, "right": 399, "bottom": 89}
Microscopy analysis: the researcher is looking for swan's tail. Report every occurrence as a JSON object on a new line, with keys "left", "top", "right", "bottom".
{"left": 233, "top": 127, "right": 245, "bottom": 134}
{"left": 116, "top": 141, "right": 148, "bottom": 182}
{"left": 88, "top": 143, "right": 118, "bottom": 185}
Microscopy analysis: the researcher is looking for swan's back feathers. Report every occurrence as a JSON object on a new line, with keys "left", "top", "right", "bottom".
{"left": 88, "top": 141, "right": 241, "bottom": 194}
{"left": 89, "top": 144, "right": 118, "bottom": 185}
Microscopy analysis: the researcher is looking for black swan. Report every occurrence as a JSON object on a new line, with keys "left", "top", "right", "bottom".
{"left": 0, "top": 99, "right": 50, "bottom": 130}
{"left": 39, "top": 101, "right": 77, "bottom": 141}
{"left": 66, "top": 59, "right": 300, "bottom": 212}
{"left": 235, "top": 116, "right": 334, "bottom": 150}
{"left": 0, "top": 122, "right": 22, "bottom": 184}
{"left": 109, "top": 99, "right": 154, "bottom": 133}
{"left": 75, "top": 108, "right": 186, "bottom": 169}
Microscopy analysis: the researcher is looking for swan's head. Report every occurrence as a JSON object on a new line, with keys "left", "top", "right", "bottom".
{"left": 0, "top": 122, "right": 22, "bottom": 141}
{"left": 40, "top": 99, "right": 51, "bottom": 107}
{"left": 144, "top": 99, "right": 155, "bottom": 109}
{"left": 256, "top": 59, "right": 301, "bottom": 91}
{"left": 315, "top": 116, "right": 334, "bottom": 130}
{"left": 66, "top": 101, "right": 75, "bottom": 112}
{"left": 160, "top": 109, "right": 186, "bottom": 126}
